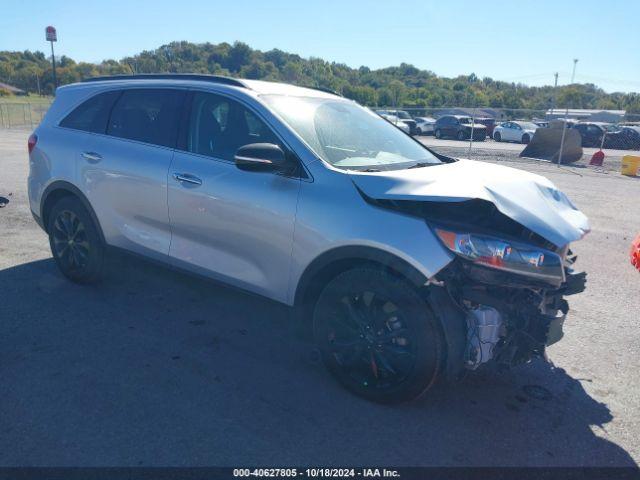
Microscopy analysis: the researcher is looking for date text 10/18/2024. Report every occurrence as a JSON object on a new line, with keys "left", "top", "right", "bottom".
{"left": 233, "top": 468, "right": 401, "bottom": 478}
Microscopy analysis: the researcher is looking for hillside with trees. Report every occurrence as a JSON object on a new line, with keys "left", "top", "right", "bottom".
{"left": 1, "top": 41, "right": 639, "bottom": 112}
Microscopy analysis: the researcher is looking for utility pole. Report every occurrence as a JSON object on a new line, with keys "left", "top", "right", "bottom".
{"left": 557, "top": 59, "right": 578, "bottom": 166}
{"left": 552, "top": 72, "right": 558, "bottom": 113}
{"left": 45, "top": 26, "right": 58, "bottom": 93}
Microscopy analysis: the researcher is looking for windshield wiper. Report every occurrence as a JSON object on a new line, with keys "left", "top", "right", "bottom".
{"left": 361, "top": 167, "right": 382, "bottom": 172}
{"left": 407, "top": 162, "right": 434, "bottom": 169}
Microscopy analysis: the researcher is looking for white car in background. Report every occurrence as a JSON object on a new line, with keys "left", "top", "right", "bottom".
{"left": 493, "top": 121, "right": 539, "bottom": 144}
{"left": 414, "top": 116, "right": 436, "bottom": 135}
{"left": 379, "top": 113, "right": 411, "bottom": 134}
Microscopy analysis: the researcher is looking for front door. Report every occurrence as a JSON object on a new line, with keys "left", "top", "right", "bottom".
{"left": 167, "top": 91, "right": 301, "bottom": 303}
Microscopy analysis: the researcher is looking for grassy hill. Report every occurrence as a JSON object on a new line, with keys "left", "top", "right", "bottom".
{"left": 1, "top": 41, "right": 639, "bottom": 112}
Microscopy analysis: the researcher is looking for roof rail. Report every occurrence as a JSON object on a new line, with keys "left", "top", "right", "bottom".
{"left": 81, "top": 73, "right": 248, "bottom": 88}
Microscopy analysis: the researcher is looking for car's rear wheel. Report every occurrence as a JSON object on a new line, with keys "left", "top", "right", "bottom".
{"left": 313, "top": 267, "right": 442, "bottom": 404}
{"left": 434, "top": 129, "right": 442, "bottom": 139}
{"left": 494, "top": 131, "right": 502, "bottom": 142}
{"left": 416, "top": 127, "right": 423, "bottom": 135}
{"left": 47, "top": 196, "right": 105, "bottom": 284}
{"left": 457, "top": 130, "right": 467, "bottom": 141}
{"left": 522, "top": 134, "right": 531, "bottom": 144}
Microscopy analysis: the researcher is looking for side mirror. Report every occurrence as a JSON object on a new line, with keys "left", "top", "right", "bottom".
{"left": 234, "top": 143, "right": 287, "bottom": 172}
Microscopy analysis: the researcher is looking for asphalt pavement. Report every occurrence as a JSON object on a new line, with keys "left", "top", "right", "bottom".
{"left": 1, "top": 128, "right": 639, "bottom": 467}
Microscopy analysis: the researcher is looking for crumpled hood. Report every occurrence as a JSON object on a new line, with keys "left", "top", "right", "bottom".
{"left": 349, "top": 159, "right": 590, "bottom": 247}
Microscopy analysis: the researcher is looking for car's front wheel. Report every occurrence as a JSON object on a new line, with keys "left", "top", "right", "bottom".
{"left": 494, "top": 131, "right": 502, "bottom": 142}
{"left": 313, "top": 267, "right": 442, "bottom": 404}
{"left": 521, "top": 134, "right": 531, "bottom": 144}
{"left": 416, "top": 127, "right": 423, "bottom": 135}
{"left": 434, "top": 129, "right": 442, "bottom": 139}
{"left": 47, "top": 196, "right": 105, "bottom": 284}
{"left": 457, "top": 130, "right": 467, "bottom": 141}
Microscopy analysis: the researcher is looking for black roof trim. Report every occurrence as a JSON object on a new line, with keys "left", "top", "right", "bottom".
{"left": 81, "top": 74, "right": 248, "bottom": 88}
{"left": 305, "top": 85, "right": 342, "bottom": 97}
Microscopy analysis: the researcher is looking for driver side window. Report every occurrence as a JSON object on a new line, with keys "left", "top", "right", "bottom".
{"left": 187, "top": 92, "right": 281, "bottom": 161}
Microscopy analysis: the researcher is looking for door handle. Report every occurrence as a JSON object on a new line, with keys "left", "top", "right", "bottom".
{"left": 173, "top": 173, "right": 203, "bottom": 186}
{"left": 81, "top": 151, "right": 102, "bottom": 163}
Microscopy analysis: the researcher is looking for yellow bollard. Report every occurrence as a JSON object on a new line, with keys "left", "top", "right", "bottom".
{"left": 621, "top": 155, "right": 640, "bottom": 177}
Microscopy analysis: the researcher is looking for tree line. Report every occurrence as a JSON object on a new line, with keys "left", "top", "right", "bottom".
{"left": 1, "top": 41, "right": 639, "bottom": 113}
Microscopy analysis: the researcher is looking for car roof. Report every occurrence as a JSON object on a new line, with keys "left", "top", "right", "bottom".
{"left": 63, "top": 74, "right": 341, "bottom": 99}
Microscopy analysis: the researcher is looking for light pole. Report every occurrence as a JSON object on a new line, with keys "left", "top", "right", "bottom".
{"left": 557, "top": 59, "right": 578, "bottom": 166}
{"left": 45, "top": 26, "right": 58, "bottom": 93}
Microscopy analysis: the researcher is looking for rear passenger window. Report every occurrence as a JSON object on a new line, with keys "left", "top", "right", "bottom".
{"left": 59, "top": 90, "right": 120, "bottom": 133}
{"left": 107, "top": 89, "right": 185, "bottom": 148}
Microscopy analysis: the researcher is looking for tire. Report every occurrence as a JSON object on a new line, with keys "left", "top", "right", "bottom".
{"left": 494, "top": 131, "right": 501, "bottom": 142}
{"left": 521, "top": 134, "right": 530, "bottom": 144}
{"left": 313, "top": 267, "right": 442, "bottom": 404}
{"left": 434, "top": 129, "right": 442, "bottom": 139}
{"left": 47, "top": 196, "right": 105, "bottom": 284}
{"left": 416, "top": 127, "right": 423, "bottom": 135}
{"left": 457, "top": 130, "right": 467, "bottom": 141}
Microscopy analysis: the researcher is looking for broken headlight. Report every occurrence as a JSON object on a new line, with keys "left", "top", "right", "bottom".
{"left": 435, "top": 228, "right": 564, "bottom": 284}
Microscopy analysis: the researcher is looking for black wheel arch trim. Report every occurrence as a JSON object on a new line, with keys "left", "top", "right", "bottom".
{"left": 40, "top": 181, "right": 106, "bottom": 244}
{"left": 294, "top": 245, "right": 428, "bottom": 310}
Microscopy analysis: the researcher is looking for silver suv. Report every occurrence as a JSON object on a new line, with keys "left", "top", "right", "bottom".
{"left": 28, "top": 74, "right": 589, "bottom": 403}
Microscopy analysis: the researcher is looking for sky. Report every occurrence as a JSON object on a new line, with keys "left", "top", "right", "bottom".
{"left": 1, "top": 0, "right": 639, "bottom": 93}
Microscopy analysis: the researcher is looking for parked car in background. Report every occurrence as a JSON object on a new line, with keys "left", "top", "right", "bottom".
{"left": 474, "top": 117, "right": 496, "bottom": 138}
{"left": 434, "top": 115, "right": 487, "bottom": 141}
{"left": 384, "top": 110, "right": 418, "bottom": 135}
{"left": 493, "top": 121, "right": 539, "bottom": 144}
{"left": 378, "top": 113, "right": 411, "bottom": 134}
{"left": 414, "top": 116, "right": 436, "bottom": 135}
{"left": 533, "top": 119, "right": 549, "bottom": 128}
{"left": 572, "top": 122, "right": 629, "bottom": 149}
{"left": 618, "top": 126, "right": 640, "bottom": 150}
{"left": 376, "top": 110, "right": 415, "bottom": 135}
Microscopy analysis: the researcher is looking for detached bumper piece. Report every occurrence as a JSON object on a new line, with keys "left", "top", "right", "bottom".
{"left": 562, "top": 270, "right": 587, "bottom": 296}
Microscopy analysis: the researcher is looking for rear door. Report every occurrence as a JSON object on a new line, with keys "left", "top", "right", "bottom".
{"left": 77, "top": 88, "right": 185, "bottom": 260}
{"left": 167, "top": 91, "right": 301, "bottom": 302}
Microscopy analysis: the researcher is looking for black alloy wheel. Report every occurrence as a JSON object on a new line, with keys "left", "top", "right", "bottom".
{"left": 51, "top": 209, "right": 90, "bottom": 272}
{"left": 48, "top": 196, "right": 105, "bottom": 283}
{"left": 313, "top": 267, "right": 442, "bottom": 403}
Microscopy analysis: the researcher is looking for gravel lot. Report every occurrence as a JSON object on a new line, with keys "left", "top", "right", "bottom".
{"left": 1, "top": 128, "right": 639, "bottom": 467}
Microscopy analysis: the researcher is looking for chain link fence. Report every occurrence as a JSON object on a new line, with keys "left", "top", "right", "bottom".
{"left": 0, "top": 100, "right": 52, "bottom": 129}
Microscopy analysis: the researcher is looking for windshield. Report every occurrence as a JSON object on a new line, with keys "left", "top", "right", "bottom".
{"left": 518, "top": 122, "right": 539, "bottom": 130}
{"left": 458, "top": 117, "right": 472, "bottom": 124}
{"left": 262, "top": 95, "right": 441, "bottom": 170}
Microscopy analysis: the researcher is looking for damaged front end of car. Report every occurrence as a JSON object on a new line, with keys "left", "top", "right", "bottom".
{"left": 366, "top": 194, "right": 588, "bottom": 379}
{"left": 433, "top": 238, "right": 587, "bottom": 373}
